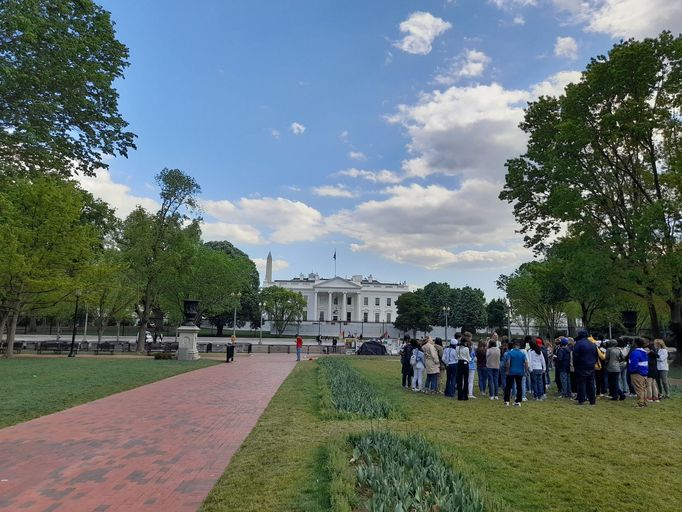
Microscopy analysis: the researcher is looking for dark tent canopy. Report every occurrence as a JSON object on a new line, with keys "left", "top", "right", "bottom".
{"left": 356, "top": 340, "right": 387, "bottom": 356}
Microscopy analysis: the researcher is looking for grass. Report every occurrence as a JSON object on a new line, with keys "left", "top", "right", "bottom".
{"left": 0, "top": 357, "right": 217, "bottom": 428}
{"left": 203, "top": 356, "right": 682, "bottom": 512}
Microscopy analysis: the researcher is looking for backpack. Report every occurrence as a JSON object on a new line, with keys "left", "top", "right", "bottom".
{"left": 410, "top": 351, "right": 417, "bottom": 366}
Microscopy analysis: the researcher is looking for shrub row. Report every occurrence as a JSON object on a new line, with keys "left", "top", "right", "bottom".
{"left": 317, "top": 358, "right": 397, "bottom": 419}
{"left": 344, "top": 430, "right": 492, "bottom": 512}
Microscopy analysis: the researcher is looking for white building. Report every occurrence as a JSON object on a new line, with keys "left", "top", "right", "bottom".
{"left": 262, "top": 252, "right": 408, "bottom": 336}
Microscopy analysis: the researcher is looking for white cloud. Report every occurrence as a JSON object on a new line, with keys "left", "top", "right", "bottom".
{"left": 489, "top": 0, "right": 537, "bottom": 9}
{"left": 348, "top": 151, "right": 367, "bottom": 161}
{"left": 513, "top": 15, "right": 526, "bottom": 25}
{"left": 530, "top": 70, "right": 582, "bottom": 98}
{"left": 435, "top": 49, "right": 491, "bottom": 85}
{"left": 290, "top": 122, "right": 306, "bottom": 135}
{"left": 339, "top": 130, "right": 349, "bottom": 142}
{"left": 77, "top": 169, "right": 159, "bottom": 218}
{"left": 200, "top": 222, "right": 264, "bottom": 245}
{"left": 552, "top": 0, "right": 682, "bottom": 39}
{"left": 326, "top": 181, "right": 530, "bottom": 269}
{"left": 271, "top": 129, "right": 280, "bottom": 140}
{"left": 201, "top": 199, "right": 237, "bottom": 219}
{"left": 312, "top": 184, "right": 356, "bottom": 198}
{"left": 338, "top": 168, "right": 404, "bottom": 184}
{"left": 253, "top": 257, "right": 289, "bottom": 274}
{"left": 554, "top": 36, "right": 578, "bottom": 59}
{"left": 394, "top": 12, "right": 452, "bottom": 55}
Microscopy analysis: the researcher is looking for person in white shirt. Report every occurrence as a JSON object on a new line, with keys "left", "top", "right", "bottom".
{"left": 654, "top": 339, "right": 670, "bottom": 398}
{"left": 527, "top": 341, "right": 547, "bottom": 400}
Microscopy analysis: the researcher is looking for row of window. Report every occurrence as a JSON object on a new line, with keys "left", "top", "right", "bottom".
{"left": 332, "top": 296, "right": 392, "bottom": 307}
{"left": 317, "top": 311, "right": 392, "bottom": 323}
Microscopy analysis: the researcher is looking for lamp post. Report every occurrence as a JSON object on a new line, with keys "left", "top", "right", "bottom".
{"left": 68, "top": 290, "right": 81, "bottom": 357}
{"left": 258, "top": 301, "right": 264, "bottom": 344}
{"left": 231, "top": 291, "right": 241, "bottom": 337}
{"left": 442, "top": 305, "right": 451, "bottom": 340}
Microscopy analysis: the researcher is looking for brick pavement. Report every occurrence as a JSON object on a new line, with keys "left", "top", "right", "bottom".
{"left": 0, "top": 354, "right": 297, "bottom": 512}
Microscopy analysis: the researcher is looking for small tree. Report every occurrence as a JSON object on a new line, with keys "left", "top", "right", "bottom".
{"left": 394, "top": 291, "right": 432, "bottom": 338}
{"left": 260, "top": 286, "right": 306, "bottom": 336}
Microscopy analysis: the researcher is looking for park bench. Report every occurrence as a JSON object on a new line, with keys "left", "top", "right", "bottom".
{"left": 94, "top": 341, "right": 116, "bottom": 355}
{"left": 36, "top": 341, "right": 71, "bottom": 354}
{"left": 0, "top": 341, "right": 23, "bottom": 354}
{"left": 145, "top": 341, "right": 179, "bottom": 355}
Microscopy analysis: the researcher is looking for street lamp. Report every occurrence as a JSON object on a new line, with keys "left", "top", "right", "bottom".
{"left": 442, "top": 305, "right": 451, "bottom": 340}
{"left": 258, "top": 301, "right": 264, "bottom": 344}
{"left": 231, "top": 292, "right": 241, "bottom": 337}
{"left": 68, "top": 290, "right": 82, "bottom": 357}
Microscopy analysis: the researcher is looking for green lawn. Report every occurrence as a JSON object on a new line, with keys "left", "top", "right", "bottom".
{"left": 0, "top": 357, "right": 217, "bottom": 428}
{"left": 203, "top": 357, "right": 682, "bottom": 512}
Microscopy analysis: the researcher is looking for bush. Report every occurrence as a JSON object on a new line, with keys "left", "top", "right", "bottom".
{"left": 348, "top": 431, "right": 494, "bottom": 512}
{"left": 317, "top": 358, "right": 397, "bottom": 419}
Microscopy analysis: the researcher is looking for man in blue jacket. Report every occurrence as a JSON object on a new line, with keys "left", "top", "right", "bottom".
{"left": 572, "top": 330, "right": 598, "bottom": 405}
{"left": 628, "top": 337, "right": 649, "bottom": 408}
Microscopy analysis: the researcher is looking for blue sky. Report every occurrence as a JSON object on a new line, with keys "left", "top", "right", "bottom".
{"left": 81, "top": 0, "right": 681, "bottom": 299}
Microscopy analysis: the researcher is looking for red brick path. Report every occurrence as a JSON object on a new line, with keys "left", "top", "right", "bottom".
{"left": 0, "top": 355, "right": 297, "bottom": 512}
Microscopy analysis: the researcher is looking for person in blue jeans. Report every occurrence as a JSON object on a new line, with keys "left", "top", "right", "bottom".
{"left": 442, "top": 338, "right": 458, "bottom": 397}
{"left": 486, "top": 338, "right": 501, "bottom": 399}
{"left": 527, "top": 340, "right": 547, "bottom": 400}
{"left": 504, "top": 340, "right": 528, "bottom": 406}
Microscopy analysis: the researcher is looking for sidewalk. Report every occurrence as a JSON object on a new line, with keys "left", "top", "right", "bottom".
{"left": 0, "top": 354, "right": 297, "bottom": 512}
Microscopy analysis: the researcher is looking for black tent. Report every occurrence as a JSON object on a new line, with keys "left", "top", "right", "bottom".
{"left": 356, "top": 340, "right": 387, "bottom": 356}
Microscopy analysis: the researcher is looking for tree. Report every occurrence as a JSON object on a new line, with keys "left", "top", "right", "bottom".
{"left": 118, "top": 168, "right": 201, "bottom": 352}
{"left": 500, "top": 32, "right": 682, "bottom": 355}
{"left": 0, "top": 0, "right": 135, "bottom": 176}
{"left": 394, "top": 291, "right": 432, "bottom": 338}
{"left": 421, "top": 282, "right": 454, "bottom": 326}
{"left": 0, "top": 175, "right": 99, "bottom": 357}
{"left": 486, "top": 298, "right": 507, "bottom": 334}
{"left": 451, "top": 286, "right": 487, "bottom": 334}
{"left": 260, "top": 286, "right": 306, "bottom": 336}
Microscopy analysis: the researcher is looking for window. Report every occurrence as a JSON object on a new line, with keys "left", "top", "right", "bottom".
{"left": 319, "top": 311, "right": 324, "bottom": 321}
{"left": 386, "top": 313, "right": 391, "bottom": 323}
{"left": 346, "top": 312, "right": 351, "bottom": 322}
{"left": 386, "top": 298, "right": 391, "bottom": 307}
{"left": 333, "top": 296, "right": 338, "bottom": 305}
{"left": 363, "top": 297, "right": 368, "bottom": 306}
{"left": 347, "top": 296, "right": 352, "bottom": 305}
{"left": 375, "top": 297, "right": 380, "bottom": 306}
{"left": 363, "top": 312, "right": 368, "bottom": 322}
{"left": 375, "top": 312, "right": 380, "bottom": 323}
{"left": 302, "top": 312, "right": 307, "bottom": 321}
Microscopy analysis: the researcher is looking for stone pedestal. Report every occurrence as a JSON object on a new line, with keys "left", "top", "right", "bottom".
{"left": 177, "top": 324, "right": 200, "bottom": 361}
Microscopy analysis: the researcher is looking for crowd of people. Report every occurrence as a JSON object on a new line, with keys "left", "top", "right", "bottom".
{"left": 399, "top": 331, "right": 672, "bottom": 407}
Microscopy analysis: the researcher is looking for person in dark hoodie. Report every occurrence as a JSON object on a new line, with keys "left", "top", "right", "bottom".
{"left": 572, "top": 329, "right": 598, "bottom": 405}
{"left": 399, "top": 335, "right": 414, "bottom": 389}
{"left": 556, "top": 338, "right": 572, "bottom": 398}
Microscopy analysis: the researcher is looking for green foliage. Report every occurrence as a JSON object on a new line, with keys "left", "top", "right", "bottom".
{"left": 260, "top": 285, "right": 307, "bottom": 336}
{"left": 394, "top": 291, "right": 432, "bottom": 335}
{"left": 349, "top": 431, "right": 490, "bottom": 512}
{"left": 326, "top": 440, "right": 358, "bottom": 512}
{"left": 452, "top": 286, "right": 488, "bottom": 333}
{"left": 0, "top": 0, "right": 136, "bottom": 176}
{"left": 317, "top": 358, "right": 398, "bottom": 420}
{"left": 486, "top": 298, "right": 507, "bottom": 332}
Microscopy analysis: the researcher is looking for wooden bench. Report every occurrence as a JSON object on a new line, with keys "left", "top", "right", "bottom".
{"left": 36, "top": 341, "right": 71, "bottom": 354}
{"left": 94, "top": 342, "right": 116, "bottom": 355}
{"left": 0, "top": 342, "right": 23, "bottom": 354}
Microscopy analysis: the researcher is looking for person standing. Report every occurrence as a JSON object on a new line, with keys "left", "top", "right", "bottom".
{"left": 423, "top": 337, "right": 440, "bottom": 394}
{"left": 399, "top": 336, "right": 414, "bottom": 389}
{"left": 572, "top": 330, "right": 598, "bottom": 406}
{"left": 628, "top": 338, "right": 649, "bottom": 407}
{"left": 443, "top": 338, "right": 458, "bottom": 397}
{"left": 411, "top": 341, "right": 425, "bottom": 392}
{"left": 295, "top": 334, "right": 303, "bottom": 362}
{"left": 504, "top": 340, "right": 528, "bottom": 407}
{"left": 456, "top": 335, "right": 470, "bottom": 400}
{"left": 468, "top": 339, "right": 477, "bottom": 398}
{"left": 605, "top": 340, "right": 626, "bottom": 401}
{"left": 434, "top": 338, "right": 446, "bottom": 394}
{"left": 655, "top": 339, "right": 670, "bottom": 399}
{"left": 476, "top": 339, "right": 488, "bottom": 396}
{"left": 646, "top": 341, "right": 660, "bottom": 403}
{"left": 528, "top": 341, "right": 547, "bottom": 400}
{"left": 486, "top": 339, "right": 500, "bottom": 400}
{"left": 556, "top": 338, "right": 571, "bottom": 398}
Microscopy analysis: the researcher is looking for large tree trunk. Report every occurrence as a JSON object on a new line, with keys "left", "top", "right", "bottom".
{"left": 136, "top": 291, "right": 152, "bottom": 353}
{"left": 647, "top": 299, "right": 662, "bottom": 339}
{"left": 4, "top": 312, "right": 19, "bottom": 359}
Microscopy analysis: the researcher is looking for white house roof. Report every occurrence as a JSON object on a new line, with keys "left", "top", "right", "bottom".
{"left": 312, "top": 277, "right": 362, "bottom": 290}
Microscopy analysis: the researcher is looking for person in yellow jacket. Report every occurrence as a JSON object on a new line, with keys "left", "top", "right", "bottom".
{"left": 589, "top": 336, "right": 607, "bottom": 396}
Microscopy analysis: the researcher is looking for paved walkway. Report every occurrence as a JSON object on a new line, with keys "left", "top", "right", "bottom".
{"left": 0, "top": 354, "right": 297, "bottom": 512}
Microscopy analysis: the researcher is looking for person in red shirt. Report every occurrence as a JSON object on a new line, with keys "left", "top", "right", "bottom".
{"left": 296, "top": 335, "right": 303, "bottom": 361}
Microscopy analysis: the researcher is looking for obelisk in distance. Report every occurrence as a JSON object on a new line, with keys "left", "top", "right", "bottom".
{"left": 265, "top": 251, "right": 273, "bottom": 284}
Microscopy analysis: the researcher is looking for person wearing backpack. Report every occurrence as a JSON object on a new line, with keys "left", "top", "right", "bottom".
{"left": 411, "top": 340, "right": 425, "bottom": 392}
{"left": 399, "top": 336, "right": 414, "bottom": 389}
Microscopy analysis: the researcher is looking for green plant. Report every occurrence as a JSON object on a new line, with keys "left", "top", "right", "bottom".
{"left": 318, "top": 358, "right": 398, "bottom": 419}
{"left": 326, "top": 439, "right": 358, "bottom": 512}
{"left": 349, "top": 431, "right": 492, "bottom": 512}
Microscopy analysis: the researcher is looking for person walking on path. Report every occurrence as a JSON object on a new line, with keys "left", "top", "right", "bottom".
{"left": 655, "top": 339, "right": 670, "bottom": 399}
{"left": 572, "top": 330, "right": 598, "bottom": 406}
{"left": 295, "top": 334, "right": 303, "bottom": 361}
{"left": 486, "top": 339, "right": 500, "bottom": 399}
{"left": 629, "top": 338, "right": 649, "bottom": 407}
{"left": 443, "top": 338, "right": 458, "bottom": 397}
{"left": 504, "top": 340, "right": 528, "bottom": 406}
{"left": 605, "top": 340, "right": 626, "bottom": 401}
{"left": 456, "top": 335, "right": 470, "bottom": 400}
